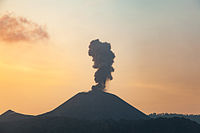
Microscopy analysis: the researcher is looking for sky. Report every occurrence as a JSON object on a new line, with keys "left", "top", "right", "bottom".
{"left": 0, "top": 0, "right": 200, "bottom": 115}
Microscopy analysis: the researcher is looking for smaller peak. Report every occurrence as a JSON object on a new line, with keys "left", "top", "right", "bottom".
{"left": 6, "top": 109, "right": 14, "bottom": 112}
{"left": 1, "top": 110, "right": 16, "bottom": 116}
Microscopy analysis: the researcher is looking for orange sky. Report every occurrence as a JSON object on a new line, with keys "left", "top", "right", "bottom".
{"left": 0, "top": 0, "right": 200, "bottom": 115}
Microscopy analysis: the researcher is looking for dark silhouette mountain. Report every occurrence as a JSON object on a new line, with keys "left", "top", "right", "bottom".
{"left": 0, "top": 91, "right": 200, "bottom": 132}
{"left": 149, "top": 113, "right": 200, "bottom": 124}
{"left": 0, "top": 110, "right": 34, "bottom": 122}
{"left": 40, "top": 90, "right": 148, "bottom": 120}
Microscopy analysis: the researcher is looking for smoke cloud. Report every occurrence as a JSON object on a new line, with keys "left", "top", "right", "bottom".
{"left": 89, "top": 39, "right": 115, "bottom": 91}
{"left": 0, "top": 13, "right": 49, "bottom": 43}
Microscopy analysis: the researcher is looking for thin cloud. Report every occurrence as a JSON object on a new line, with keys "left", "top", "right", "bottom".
{"left": 0, "top": 13, "right": 49, "bottom": 43}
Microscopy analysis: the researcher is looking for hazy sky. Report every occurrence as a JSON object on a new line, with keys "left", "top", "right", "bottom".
{"left": 0, "top": 0, "right": 200, "bottom": 115}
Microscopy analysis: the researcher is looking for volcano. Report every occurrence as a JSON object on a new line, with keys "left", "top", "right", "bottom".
{"left": 41, "top": 90, "right": 148, "bottom": 120}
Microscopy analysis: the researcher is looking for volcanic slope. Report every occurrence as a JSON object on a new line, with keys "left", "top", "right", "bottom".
{"left": 41, "top": 90, "right": 148, "bottom": 120}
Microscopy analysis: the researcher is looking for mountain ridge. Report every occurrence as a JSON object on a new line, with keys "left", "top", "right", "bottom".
{"left": 40, "top": 90, "right": 148, "bottom": 120}
{"left": 0, "top": 90, "right": 148, "bottom": 121}
{"left": 0, "top": 109, "right": 34, "bottom": 121}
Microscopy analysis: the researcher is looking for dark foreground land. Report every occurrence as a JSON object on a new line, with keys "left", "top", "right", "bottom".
{"left": 149, "top": 113, "right": 200, "bottom": 124}
{"left": 0, "top": 116, "right": 200, "bottom": 133}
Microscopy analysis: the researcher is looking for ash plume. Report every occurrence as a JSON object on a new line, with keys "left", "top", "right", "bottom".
{"left": 88, "top": 39, "right": 115, "bottom": 91}
{"left": 0, "top": 13, "right": 49, "bottom": 43}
